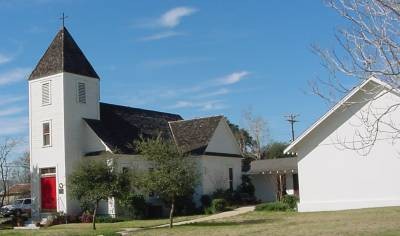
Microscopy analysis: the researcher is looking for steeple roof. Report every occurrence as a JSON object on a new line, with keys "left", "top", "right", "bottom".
{"left": 29, "top": 27, "right": 99, "bottom": 80}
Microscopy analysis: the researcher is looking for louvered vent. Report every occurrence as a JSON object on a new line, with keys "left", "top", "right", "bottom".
{"left": 42, "top": 82, "right": 51, "bottom": 106}
{"left": 78, "top": 82, "right": 86, "bottom": 103}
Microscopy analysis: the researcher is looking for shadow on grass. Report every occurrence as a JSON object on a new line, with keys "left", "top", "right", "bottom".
{"left": 181, "top": 219, "right": 275, "bottom": 227}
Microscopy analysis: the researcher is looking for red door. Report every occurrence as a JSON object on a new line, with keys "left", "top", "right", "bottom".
{"left": 41, "top": 176, "right": 56, "bottom": 211}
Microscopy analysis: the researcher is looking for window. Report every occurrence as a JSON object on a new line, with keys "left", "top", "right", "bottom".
{"left": 40, "top": 167, "right": 56, "bottom": 175}
{"left": 78, "top": 82, "right": 86, "bottom": 103}
{"left": 24, "top": 199, "right": 31, "bottom": 205}
{"left": 229, "top": 168, "right": 233, "bottom": 192}
{"left": 42, "top": 82, "right": 51, "bottom": 106}
{"left": 42, "top": 121, "right": 51, "bottom": 146}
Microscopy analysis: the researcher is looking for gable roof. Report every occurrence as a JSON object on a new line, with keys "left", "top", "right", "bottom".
{"left": 29, "top": 27, "right": 99, "bottom": 80}
{"left": 169, "top": 116, "right": 223, "bottom": 154}
{"left": 284, "top": 77, "right": 399, "bottom": 154}
{"left": 85, "top": 103, "right": 182, "bottom": 154}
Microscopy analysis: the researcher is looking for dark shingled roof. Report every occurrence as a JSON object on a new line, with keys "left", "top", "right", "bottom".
{"left": 85, "top": 103, "right": 182, "bottom": 154}
{"left": 29, "top": 27, "right": 99, "bottom": 80}
{"left": 169, "top": 116, "right": 223, "bottom": 154}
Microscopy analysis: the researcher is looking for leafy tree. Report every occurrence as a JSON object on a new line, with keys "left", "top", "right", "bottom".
{"left": 227, "top": 120, "right": 255, "bottom": 155}
{"left": 262, "top": 142, "right": 294, "bottom": 159}
{"left": 68, "top": 157, "right": 130, "bottom": 230}
{"left": 135, "top": 137, "right": 199, "bottom": 228}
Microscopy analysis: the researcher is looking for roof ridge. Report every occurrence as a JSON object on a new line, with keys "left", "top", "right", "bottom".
{"left": 100, "top": 102, "right": 182, "bottom": 118}
{"left": 169, "top": 115, "right": 224, "bottom": 123}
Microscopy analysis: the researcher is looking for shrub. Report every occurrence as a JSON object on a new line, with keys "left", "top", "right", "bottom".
{"left": 237, "top": 175, "right": 255, "bottom": 197}
{"left": 211, "top": 189, "right": 233, "bottom": 203}
{"left": 204, "top": 207, "right": 213, "bottom": 215}
{"left": 282, "top": 195, "right": 298, "bottom": 210}
{"left": 79, "top": 211, "right": 93, "bottom": 223}
{"left": 95, "top": 216, "right": 125, "bottom": 223}
{"left": 211, "top": 199, "right": 227, "bottom": 213}
{"left": 173, "top": 192, "right": 198, "bottom": 216}
{"left": 200, "top": 195, "right": 212, "bottom": 208}
{"left": 121, "top": 193, "right": 147, "bottom": 219}
{"left": 255, "top": 202, "right": 289, "bottom": 212}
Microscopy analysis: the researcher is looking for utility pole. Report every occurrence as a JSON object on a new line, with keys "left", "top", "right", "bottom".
{"left": 285, "top": 114, "right": 299, "bottom": 142}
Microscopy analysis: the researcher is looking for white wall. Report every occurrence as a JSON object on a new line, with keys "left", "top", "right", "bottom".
{"left": 205, "top": 119, "right": 242, "bottom": 155}
{"left": 252, "top": 174, "right": 277, "bottom": 202}
{"left": 294, "top": 83, "right": 400, "bottom": 212}
{"left": 30, "top": 72, "right": 100, "bottom": 218}
{"left": 30, "top": 74, "right": 66, "bottom": 218}
{"left": 199, "top": 155, "right": 242, "bottom": 196}
{"left": 63, "top": 73, "right": 100, "bottom": 215}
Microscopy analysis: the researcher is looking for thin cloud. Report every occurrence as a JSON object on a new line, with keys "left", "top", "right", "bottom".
{"left": 139, "top": 57, "right": 210, "bottom": 68}
{"left": 216, "top": 71, "right": 250, "bottom": 85}
{"left": 159, "top": 7, "right": 197, "bottom": 28}
{"left": 0, "top": 107, "right": 24, "bottom": 117}
{"left": 168, "top": 100, "right": 226, "bottom": 111}
{"left": 138, "top": 31, "right": 184, "bottom": 42}
{"left": 0, "top": 53, "right": 12, "bottom": 64}
{"left": 195, "top": 88, "right": 230, "bottom": 98}
{"left": 0, "top": 68, "right": 31, "bottom": 86}
{"left": 0, "top": 95, "right": 26, "bottom": 106}
{"left": 0, "top": 117, "right": 28, "bottom": 136}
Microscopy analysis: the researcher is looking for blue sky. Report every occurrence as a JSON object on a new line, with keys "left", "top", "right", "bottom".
{"left": 0, "top": 0, "right": 347, "bottom": 152}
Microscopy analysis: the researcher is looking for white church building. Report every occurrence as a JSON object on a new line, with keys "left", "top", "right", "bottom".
{"left": 29, "top": 27, "right": 243, "bottom": 219}
{"left": 284, "top": 77, "right": 400, "bottom": 212}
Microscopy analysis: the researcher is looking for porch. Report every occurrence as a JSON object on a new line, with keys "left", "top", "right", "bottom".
{"left": 246, "top": 157, "right": 298, "bottom": 202}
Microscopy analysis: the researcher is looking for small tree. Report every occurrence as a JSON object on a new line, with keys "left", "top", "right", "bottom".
{"left": 243, "top": 108, "right": 268, "bottom": 159}
{"left": 10, "top": 151, "right": 30, "bottom": 184}
{"left": 69, "top": 157, "right": 129, "bottom": 230}
{"left": 136, "top": 137, "right": 199, "bottom": 228}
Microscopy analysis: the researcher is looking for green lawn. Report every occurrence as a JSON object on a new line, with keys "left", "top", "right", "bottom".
{"left": 2, "top": 207, "right": 400, "bottom": 236}
{"left": 135, "top": 207, "right": 400, "bottom": 236}
{"left": 0, "top": 215, "right": 202, "bottom": 236}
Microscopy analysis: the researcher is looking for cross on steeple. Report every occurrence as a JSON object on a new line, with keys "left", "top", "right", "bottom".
{"left": 59, "top": 13, "right": 68, "bottom": 28}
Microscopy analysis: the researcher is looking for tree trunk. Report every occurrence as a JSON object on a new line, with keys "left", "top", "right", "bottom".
{"left": 169, "top": 199, "right": 175, "bottom": 228}
{"left": 93, "top": 200, "right": 99, "bottom": 230}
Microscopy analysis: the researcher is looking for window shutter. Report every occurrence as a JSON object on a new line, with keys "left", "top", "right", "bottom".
{"left": 78, "top": 82, "right": 86, "bottom": 103}
{"left": 42, "top": 82, "right": 51, "bottom": 106}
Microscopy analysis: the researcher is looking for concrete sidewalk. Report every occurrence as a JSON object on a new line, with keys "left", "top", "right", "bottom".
{"left": 117, "top": 205, "right": 255, "bottom": 235}
{"left": 155, "top": 206, "right": 255, "bottom": 228}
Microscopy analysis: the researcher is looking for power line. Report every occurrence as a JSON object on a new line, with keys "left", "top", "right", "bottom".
{"left": 285, "top": 114, "right": 299, "bottom": 142}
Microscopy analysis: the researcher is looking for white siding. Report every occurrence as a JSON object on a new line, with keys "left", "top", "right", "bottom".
{"left": 30, "top": 72, "right": 100, "bottom": 218}
{"left": 63, "top": 73, "right": 100, "bottom": 215}
{"left": 29, "top": 74, "right": 66, "bottom": 218}
{"left": 252, "top": 174, "right": 277, "bottom": 202}
{"left": 294, "top": 83, "right": 400, "bottom": 212}
{"left": 205, "top": 119, "right": 242, "bottom": 155}
{"left": 199, "top": 155, "right": 242, "bottom": 196}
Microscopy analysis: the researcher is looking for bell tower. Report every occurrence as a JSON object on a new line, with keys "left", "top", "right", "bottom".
{"left": 29, "top": 26, "right": 100, "bottom": 218}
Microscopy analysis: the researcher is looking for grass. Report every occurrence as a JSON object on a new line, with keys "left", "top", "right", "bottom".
{"left": 2, "top": 207, "right": 400, "bottom": 235}
{"left": 133, "top": 207, "right": 400, "bottom": 236}
{"left": 0, "top": 215, "right": 202, "bottom": 236}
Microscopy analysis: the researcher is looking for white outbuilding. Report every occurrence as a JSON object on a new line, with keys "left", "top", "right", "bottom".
{"left": 285, "top": 77, "right": 400, "bottom": 212}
